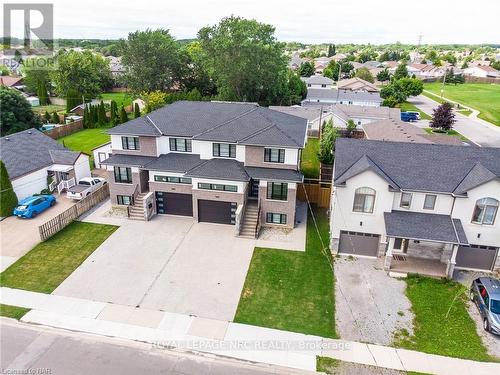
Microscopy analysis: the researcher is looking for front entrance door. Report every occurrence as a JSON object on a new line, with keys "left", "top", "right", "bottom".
{"left": 248, "top": 179, "right": 260, "bottom": 199}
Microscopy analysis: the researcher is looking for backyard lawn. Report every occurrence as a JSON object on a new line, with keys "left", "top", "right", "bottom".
{"left": 399, "top": 101, "right": 431, "bottom": 120}
{"left": 394, "top": 275, "right": 492, "bottom": 362}
{"left": 301, "top": 138, "right": 320, "bottom": 179}
{"left": 58, "top": 127, "right": 111, "bottom": 156}
{"left": 0, "top": 222, "right": 118, "bottom": 294}
{"left": 0, "top": 304, "right": 30, "bottom": 320}
{"left": 100, "top": 92, "right": 133, "bottom": 108}
{"left": 423, "top": 127, "right": 468, "bottom": 142}
{"left": 423, "top": 82, "right": 500, "bottom": 126}
{"left": 234, "top": 206, "right": 336, "bottom": 338}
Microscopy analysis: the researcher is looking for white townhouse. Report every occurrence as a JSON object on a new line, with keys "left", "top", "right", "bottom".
{"left": 330, "top": 139, "right": 500, "bottom": 278}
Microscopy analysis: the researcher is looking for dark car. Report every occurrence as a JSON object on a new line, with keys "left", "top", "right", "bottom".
{"left": 470, "top": 277, "right": 500, "bottom": 335}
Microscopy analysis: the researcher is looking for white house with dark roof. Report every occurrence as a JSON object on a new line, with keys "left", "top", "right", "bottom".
{"left": 0, "top": 129, "right": 91, "bottom": 199}
{"left": 302, "top": 88, "right": 382, "bottom": 107}
{"left": 330, "top": 139, "right": 500, "bottom": 277}
{"left": 301, "top": 75, "right": 334, "bottom": 89}
{"left": 103, "top": 101, "right": 307, "bottom": 237}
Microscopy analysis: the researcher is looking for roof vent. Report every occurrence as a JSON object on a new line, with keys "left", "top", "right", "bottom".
{"left": 5, "top": 137, "right": 9, "bottom": 141}
{"left": 28, "top": 131, "right": 32, "bottom": 134}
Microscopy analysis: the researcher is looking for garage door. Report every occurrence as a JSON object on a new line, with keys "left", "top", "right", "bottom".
{"left": 456, "top": 245, "right": 498, "bottom": 271}
{"left": 155, "top": 192, "right": 193, "bottom": 216}
{"left": 339, "top": 231, "right": 380, "bottom": 257}
{"left": 198, "top": 200, "right": 237, "bottom": 225}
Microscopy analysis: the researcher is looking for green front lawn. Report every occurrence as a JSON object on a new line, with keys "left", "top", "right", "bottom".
{"left": 100, "top": 92, "right": 133, "bottom": 108}
{"left": 58, "top": 127, "right": 111, "bottom": 156}
{"left": 301, "top": 138, "right": 320, "bottom": 179}
{"left": 424, "top": 82, "right": 500, "bottom": 126}
{"left": 234, "top": 206, "right": 336, "bottom": 338}
{"left": 0, "top": 222, "right": 118, "bottom": 294}
{"left": 395, "top": 275, "right": 492, "bottom": 361}
{"left": 423, "top": 127, "right": 468, "bottom": 142}
{"left": 0, "top": 304, "right": 30, "bottom": 320}
{"left": 399, "top": 101, "right": 431, "bottom": 120}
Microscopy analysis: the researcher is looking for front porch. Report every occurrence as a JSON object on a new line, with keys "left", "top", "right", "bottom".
{"left": 389, "top": 254, "right": 448, "bottom": 277}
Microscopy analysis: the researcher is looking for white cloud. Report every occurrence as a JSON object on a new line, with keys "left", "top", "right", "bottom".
{"left": 2, "top": 0, "right": 499, "bottom": 44}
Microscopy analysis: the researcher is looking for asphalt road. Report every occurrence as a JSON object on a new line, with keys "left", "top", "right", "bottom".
{"left": 0, "top": 319, "right": 310, "bottom": 375}
{"left": 407, "top": 95, "right": 500, "bottom": 148}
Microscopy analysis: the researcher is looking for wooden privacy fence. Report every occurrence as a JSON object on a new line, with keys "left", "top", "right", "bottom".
{"left": 38, "top": 184, "right": 110, "bottom": 241}
{"left": 297, "top": 182, "right": 331, "bottom": 208}
{"left": 45, "top": 119, "right": 83, "bottom": 139}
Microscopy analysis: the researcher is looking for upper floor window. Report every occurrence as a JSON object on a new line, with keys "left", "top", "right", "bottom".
{"left": 121, "top": 136, "right": 139, "bottom": 150}
{"left": 154, "top": 175, "right": 192, "bottom": 184}
{"left": 198, "top": 183, "right": 237, "bottom": 192}
{"left": 400, "top": 192, "right": 412, "bottom": 209}
{"left": 114, "top": 167, "right": 132, "bottom": 183}
{"left": 472, "top": 197, "right": 498, "bottom": 225}
{"left": 213, "top": 143, "right": 236, "bottom": 158}
{"left": 267, "top": 182, "right": 288, "bottom": 201}
{"left": 353, "top": 187, "right": 375, "bottom": 213}
{"left": 423, "top": 194, "right": 437, "bottom": 210}
{"left": 169, "top": 138, "right": 192, "bottom": 152}
{"left": 264, "top": 148, "right": 285, "bottom": 163}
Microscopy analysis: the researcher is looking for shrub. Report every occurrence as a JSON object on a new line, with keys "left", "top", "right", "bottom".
{"left": 0, "top": 161, "right": 18, "bottom": 217}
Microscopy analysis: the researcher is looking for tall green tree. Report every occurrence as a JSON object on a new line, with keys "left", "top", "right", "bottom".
{"left": 51, "top": 111, "right": 60, "bottom": 124}
{"left": 134, "top": 102, "right": 141, "bottom": 118}
{"left": 120, "top": 29, "right": 182, "bottom": 92}
{"left": 65, "top": 88, "right": 82, "bottom": 112}
{"left": 198, "top": 16, "right": 288, "bottom": 103}
{"left": 327, "top": 44, "right": 336, "bottom": 57}
{"left": 0, "top": 161, "right": 18, "bottom": 217}
{"left": 178, "top": 41, "right": 217, "bottom": 96}
{"left": 298, "top": 61, "right": 315, "bottom": 77}
{"left": 44, "top": 110, "right": 51, "bottom": 123}
{"left": 97, "top": 101, "right": 107, "bottom": 125}
{"left": 0, "top": 87, "right": 41, "bottom": 136}
{"left": 318, "top": 119, "right": 339, "bottom": 165}
{"left": 376, "top": 68, "right": 391, "bottom": 83}
{"left": 393, "top": 63, "right": 409, "bottom": 80}
{"left": 355, "top": 67, "right": 374, "bottom": 83}
{"left": 119, "top": 106, "right": 128, "bottom": 123}
{"left": 109, "top": 100, "right": 118, "bottom": 125}
{"left": 37, "top": 80, "right": 49, "bottom": 105}
{"left": 430, "top": 102, "right": 456, "bottom": 131}
{"left": 21, "top": 57, "right": 53, "bottom": 94}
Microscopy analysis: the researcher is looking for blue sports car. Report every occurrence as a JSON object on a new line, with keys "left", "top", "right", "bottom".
{"left": 13, "top": 195, "right": 56, "bottom": 218}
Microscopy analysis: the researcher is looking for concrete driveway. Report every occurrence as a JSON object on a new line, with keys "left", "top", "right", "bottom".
{"left": 53, "top": 207, "right": 256, "bottom": 321}
{"left": 0, "top": 195, "right": 75, "bottom": 272}
{"left": 335, "top": 257, "right": 414, "bottom": 345}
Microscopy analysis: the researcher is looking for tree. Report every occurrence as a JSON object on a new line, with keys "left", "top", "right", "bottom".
{"left": 178, "top": 41, "right": 217, "bottom": 96}
{"left": 198, "top": 16, "right": 288, "bottom": 103}
{"left": 430, "top": 102, "right": 456, "bottom": 131}
{"left": 393, "top": 63, "right": 409, "bottom": 80}
{"left": 356, "top": 51, "right": 376, "bottom": 63}
{"left": 119, "top": 106, "right": 128, "bottom": 123}
{"left": 380, "top": 78, "right": 423, "bottom": 106}
{"left": 376, "top": 68, "right": 391, "bottom": 83}
{"left": 398, "top": 77, "right": 424, "bottom": 97}
{"left": 141, "top": 91, "right": 168, "bottom": 113}
{"left": 0, "top": 65, "right": 10, "bottom": 76}
{"left": 346, "top": 119, "right": 357, "bottom": 137}
{"left": 327, "top": 44, "right": 336, "bottom": 57}
{"left": 134, "top": 102, "right": 141, "bottom": 118}
{"left": 66, "top": 88, "right": 82, "bottom": 112}
{"left": 491, "top": 60, "right": 500, "bottom": 71}
{"left": 44, "top": 110, "right": 51, "bottom": 123}
{"left": 355, "top": 67, "right": 374, "bottom": 83}
{"left": 0, "top": 161, "right": 18, "bottom": 217}
{"left": 37, "top": 80, "right": 49, "bottom": 106}
{"left": 97, "top": 101, "right": 107, "bottom": 125}
{"left": 318, "top": 119, "right": 339, "bottom": 165}
{"left": 52, "top": 50, "right": 112, "bottom": 99}
{"left": 110, "top": 100, "right": 118, "bottom": 125}
{"left": 298, "top": 61, "right": 315, "bottom": 77}
{"left": 21, "top": 57, "right": 53, "bottom": 94}
{"left": 0, "top": 87, "right": 41, "bottom": 136}
{"left": 120, "top": 29, "right": 182, "bottom": 92}
{"left": 51, "top": 111, "right": 60, "bottom": 124}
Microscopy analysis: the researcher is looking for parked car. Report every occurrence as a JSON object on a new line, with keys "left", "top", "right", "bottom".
{"left": 13, "top": 195, "right": 56, "bottom": 218}
{"left": 404, "top": 111, "right": 421, "bottom": 120}
{"left": 470, "top": 277, "right": 500, "bottom": 335}
{"left": 66, "top": 177, "right": 106, "bottom": 200}
{"left": 400, "top": 112, "right": 419, "bottom": 122}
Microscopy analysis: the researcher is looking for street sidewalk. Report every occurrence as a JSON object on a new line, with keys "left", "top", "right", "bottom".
{"left": 2, "top": 287, "right": 499, "bottom": 374}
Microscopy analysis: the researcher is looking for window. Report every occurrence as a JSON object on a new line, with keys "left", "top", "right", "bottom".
{"left": 393, "top": 238, "right": 403, "bottom": 250}
{"left": 213, "top": 143, "right": 236, "bottom": 158}
{"left": 400, "top": 192, "right": 412, "bottom": 209}
{"left": 121, "top": 136, "right": 139, "bottom": 150}
{"left": 266, "top": 213, "right": 287, "bottom": 225}
{"left": 472, "top": 197, "right": 498, "bottom": 225}
{"left": 423, "top": 194, "right": 437, "bottom": 210}
{"left": 197, "top": 183, "right": 237, "bottom": 192}
{"left": 267, "top": 182, "right": 288, "bottom": 201}
{"left": 154, "top": 175, "right": 192, "bottom": 184}
{"left": 352, "top": 187, "right": 375, "bottom": 213}
{"left": 117, "top": 195, "right": 134, "bottom": 205}
{"left": 321, "top": 84, "right": 327, "bottom": 88}
{"left": 264, "top": 148, "right": 285, "bottom": 163}
{"left": 114, "top": 167, "right": 132, "bottom": 183}
{"left": 169, "top": 138, "right": 192, "bottom": 152}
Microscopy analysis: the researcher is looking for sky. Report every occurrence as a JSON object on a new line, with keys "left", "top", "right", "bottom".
{"left": 2, "top": 0, "right": 499, "bottom": 44}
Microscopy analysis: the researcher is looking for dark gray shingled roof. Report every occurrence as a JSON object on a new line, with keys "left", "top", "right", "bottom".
{"left": 334, "top": 139, "right": 500, "bottom": 194}
{"left": 384, "top": 211, "right": 468, "bottom": 245}
{"left": 185, "top": 158, "right": 250, "bottom": 181}
{"left": 101, "top": 154, "right": 156, "bottom": 168}
{"left": 245, "top": 166, "right": 303, "bottom": 182}
{"left": 303, "top": 89, "right": 382, "bottom": 104}
{"left": 108, "top": 101, "right": 307, "bottom": 148}
{"left": 0, "top": 128, "right": 81, "bottom": 179}
{"left": 146, "top": 153, "right": 203, "bottom": 173}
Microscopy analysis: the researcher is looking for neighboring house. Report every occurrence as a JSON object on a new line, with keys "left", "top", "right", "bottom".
{"left": 301, "top": 75, "right": 334, "bottom": 89}
{"left": 269, "top": 105, "right": 332, "bottom": 136}
{"left": 92, "top": 142, "right": 112, "bottom": 169}
{"left": 337, "top": 77, "right": 379, "bottom": 92}
{"left": 314, "top": 57, "right": 333, "bottom": 74}
{"left": 463, "top": 66, "right": 500, "bottom": 78}
{"left": 361, "top": 118, "right": 464, "bottom": 145}
{"left": 106, "top": 56, "right": 126, "bottom": 77}
{"left": 0, "top": 76, "right": 23, "bottom": 88}
{"left": 362, "top": 61, "right": 383, "bottom": 69}
{"left": 70, "top": 100, "right": 101, "bottom": 116}
{"left": 330, "top": 53, "right": 347, "bottom": 62}
{"left": 288, "top": 53, "right": 304, "bottom": 70}
{"left": 102, "top": 101, "right": 307, "bottom": 233}
{"left": 302, "top": 89, "right": 382, "bottom": 107}
{"left": 330, "top": 139, "right": 500, "bottom": 277}
{"left": 0, "top": 129, "right": 91, "bottom": 199}
{"left": 330, "top": 104, "right": 400, "bottom": 127}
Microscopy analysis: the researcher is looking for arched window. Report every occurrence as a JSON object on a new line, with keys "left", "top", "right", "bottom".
{"left": 472, "top": 198, "right": 499, "bottom": 225}
{"left": 353, "top": 187, "right": 376, "bottom": 213}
